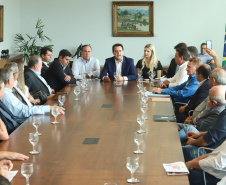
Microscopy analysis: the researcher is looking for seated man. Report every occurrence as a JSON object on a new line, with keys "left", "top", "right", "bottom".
{"left": 183, "top": 102, "right": 226, "bottom": 162}
{"left": 25, "top": 56, "right": 54, "bottom": 100}
{"left": 153, "top": 57, "right": 202, "bottom": 104}
{"left": 40, "top": 47, "right": 52, "bottom": 77}
{"left": 179, "top": 85, "right": 226, "bottom": 145}
{"left": 72, "top": 45, "right": 100, "bottom": 79}
{"left": 0, "top": 77, "right": 19, "bottom": 134}
{"left": 187, "top": 46, "right": 199, "bottom": 57}
{"left": 176, "top": 64, "right": 211, "bottom": 122}
{"left": 158, "top": 47, "right": 190, "bottom": 88}
{"left": 198, "top": 43, "right": 213, "bottom": 64}
{"left": 166, "top": 42, "right": 187, "bottom": 78}
{"left": 185, "top": 140, "right": 226, "bottom": 185}
{"left": 0, "top": 68, "right": 64, "bottom": 123}
{"left": 100, "top": 43, "right": 137, "bottom": 81}
{"left": 185, "top": 68, "right": 226, "bottom": 125}
{"left": 45, "top": 49, "right": 77, "bottom": 92}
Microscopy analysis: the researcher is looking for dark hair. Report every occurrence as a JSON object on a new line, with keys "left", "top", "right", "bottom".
{"left": 58, "top": 49, "right": 72, "bottom": 58}
{"left": 0, "top": 175, "right": 11, "bottom": 185}
{"left": 201, "top": 43, "right": 207, "bottom": 47}
{"left": 81, "top": 45, "right": 92, "bottom": 51}
{"left": 28, "top": 55, "right": 41, "bottom": 68}
{"left": 174, "top": 42, "right": 187, "bottom": 50}
{"left": 176, "top": 47, "right": 190, "bottom": 61}
{"left": 112, "top": 43, "right": 124, "bottom": 52}
{"left": 197, "top": 64, "right": 211, "bottom": 79}
{"left": 0, "top": 78, "right": 4, "bottom": 90}
{"left": 188, "top": 46, "right": 199, "bottom": 57}
{"left": 40, "top": 47, "right": 52, "bottom": 56}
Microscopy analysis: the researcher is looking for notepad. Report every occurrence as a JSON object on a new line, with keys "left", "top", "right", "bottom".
{"left": 146, "top": 92, "right": 170, "bottom": 98}
{"left": 163, "top": 162, "right": 189, "bottom": 175}
{"left": 152, "top": 98, "right": 171, "bottom": 102}
{"left": 153, "top": 115, "right": 176, "bottom": 122}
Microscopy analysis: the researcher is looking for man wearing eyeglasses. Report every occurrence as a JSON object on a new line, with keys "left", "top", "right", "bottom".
{"left": 198, "top": 43, "right": 213, "bottom": 64}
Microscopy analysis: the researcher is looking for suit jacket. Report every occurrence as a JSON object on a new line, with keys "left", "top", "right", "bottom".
{"left": 195, "top": 104, "right": 226, "bottom": 132}
{"left": 0, "top": 101, "right": 19, "bottom": 134}
{"left": 167, "top": 58, "right": 177, "bottom": 78}
{"left": 44, "top": 59, "right": 77, "bottom": 92}
{"left": 12, "top": 87, "right": 28, "bottom": 105}
{"left": 100, "top": 56, "right": 137, "bottom": 81}
{"left": 25, "top": 69, "right": 51, "bottom": 95}
{"left": 41, "top": 63, "right": 48, "bottom": 78}
{"left": 184, "top": 79, "right": 211, "bottom": 116}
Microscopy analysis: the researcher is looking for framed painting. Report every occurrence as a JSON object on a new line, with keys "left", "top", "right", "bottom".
{"left": 0, "top": 6, "right": 3, "bottom": 42}
{"left": 112, "top": 1, "right": 154, "bottom": 37}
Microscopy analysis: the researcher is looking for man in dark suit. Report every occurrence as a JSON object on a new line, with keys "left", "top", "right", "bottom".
{"left": 0, "top": 78, "right": 19, "bottom": 135}
{"left": 44, "top": 49, "right": 77, "bottom": 92}
{"left": 25, "top": 56, "right": 54, "bottom": 96}
{"left": 40, "top": 47, "right": 52, "bottom": 78}
{"left": 100, "top": 43, "right": 137, "bottom": 81}
{"left": 176, "top": 64, "right": 212, "bottom": 122}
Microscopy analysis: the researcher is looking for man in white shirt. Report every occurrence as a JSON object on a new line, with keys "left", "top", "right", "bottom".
{"left": 186, "top": 140, "right": 226, "bottom": 185}
{"left": 158, "top": 47, "right": 190, "bottom": 88}
{"left": 72, "top": 45, "right": 100, "bottom": 79}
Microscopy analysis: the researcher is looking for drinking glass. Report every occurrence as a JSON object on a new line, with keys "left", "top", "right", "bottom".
{"left": 126, "top": 157, "right": 139, "bottom": 183}
{"left": 141, "top": 94, "right": 148, "bottom": 104}
{"left": 81, "top": 81, "right": 86, "bottom": 92}
{"left": 32, "top": 117, "right": 41, "bottom": 136}
{"left": 141, "top": 103, "right": 148, "bottom": 120}
{"left": 134, "top": 132, "right": 144, "bottom": 154}
{"left": 114, "top": 72, "right": 118, "bottom": 82}
{"left": 51, "top": 107, "right": 60, "bottom": 124}
{"left": 137, "top": 115, "right": 145, "bottom": 133}
{"left": 137, "top": 81, "right": 143, "bottom": 93}
{"left": 58, "top": 95, "right": 66, "bottom": 107}
{"left": 21, "top": 163, "right": 33, "bottom": 185}
{"left": 29, "top": 133, "right": 39, "bottom": 154}
{"left": 73, "top": 86, "right": 80, "bottom": 101}
{"left": 149, "top": 71, "right": 156, "bottom": 86}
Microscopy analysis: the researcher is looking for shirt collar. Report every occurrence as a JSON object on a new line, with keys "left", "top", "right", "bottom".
{"left": 30, "top": 68, "right": 41, "bottom": 76}
{"left": 115, "top": 58, "right": 123, "bottom": 64}
{"left": 43, "top": 61, "right": 49, "bottom": 67}
{"left": 179, "top": 61, "right": 188, "bottom": 68}
{"left": 5, "top": 87, "right": 12, "bottom": 93}
{"left": 82, "top": 58, "right": 91, "bottom": 64}
{"left": 198, "top": 79, "right": 206, "bottom": 88}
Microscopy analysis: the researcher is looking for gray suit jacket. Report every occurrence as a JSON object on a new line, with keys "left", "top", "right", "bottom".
{"left": 195, "top": 104, "right": 226, "bottom": 131}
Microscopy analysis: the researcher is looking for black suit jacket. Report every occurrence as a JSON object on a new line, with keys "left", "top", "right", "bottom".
{"left": 41, "top": 63, "right": 49, "bottom": 78}
{"left": 44, "top": 59, "right": 76, "bottom": 92}
{"left": 25, "top": 69, "right": 51, "bottom": 95}
{"left": 167, "top": 58, "right": 177, "bottom": 78}
{"left": 184, "top": 79, "right": 211, "bottom": 116}
{"left": 0, "top": 101, "right": 19, "bottom": 134}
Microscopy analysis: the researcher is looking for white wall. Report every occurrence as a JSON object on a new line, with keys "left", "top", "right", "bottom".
{"left": 0, "top": 0, "right": 21, "bottom": 53}
{"left": 3, "top": 0, "right": 226, "bottom": 66}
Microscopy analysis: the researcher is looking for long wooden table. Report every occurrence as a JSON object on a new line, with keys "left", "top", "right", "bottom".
{"left": 0, "top": 80, "right": 189, "bottom": 185}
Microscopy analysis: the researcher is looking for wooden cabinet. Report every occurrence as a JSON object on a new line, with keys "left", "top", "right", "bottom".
{"left": 0, "top": 54, "right": 23, "bottom": 68}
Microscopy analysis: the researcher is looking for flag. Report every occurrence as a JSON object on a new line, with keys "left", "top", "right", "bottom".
{"left": 223, "top": 24, "right": 226, "bottom": 67}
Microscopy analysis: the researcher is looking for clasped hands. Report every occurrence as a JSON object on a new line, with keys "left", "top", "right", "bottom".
{"left": 103, "top": 73, "right": 124, "bottom": 82}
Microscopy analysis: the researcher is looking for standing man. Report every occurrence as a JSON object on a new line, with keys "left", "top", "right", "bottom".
{"left": 40, "top": 47, "right": 52, "bottom": 77}
{"left": 100, "top": 43, "right": 137, "bottom": 81}
{"left": 45, "top": 49, "right": 77, "bottom": 92}
{"left": 198, "top": 43, "right": 213, "bottom": 64}
{"left": 72, "top": 45, "right": 100, "bottom": 79}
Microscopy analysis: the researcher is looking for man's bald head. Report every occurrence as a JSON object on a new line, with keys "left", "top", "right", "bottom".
{"left": 210, "top": 68, "right": 226, "bottom": 86}
{"left": 209, "top": 85, "right": 226, "bottom": 104}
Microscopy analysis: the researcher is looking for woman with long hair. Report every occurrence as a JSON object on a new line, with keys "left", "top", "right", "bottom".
{"left": 136, "top": 44, "right": 162, "bottom": 79}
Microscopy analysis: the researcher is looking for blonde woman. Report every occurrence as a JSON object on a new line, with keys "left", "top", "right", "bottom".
{"left": 136, "top": 44, "right": 162, "bottom": 79}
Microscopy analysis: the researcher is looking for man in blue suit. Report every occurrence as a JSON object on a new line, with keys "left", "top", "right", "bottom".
{"left": 100, "top": 43, "right": 137, "bottom": 81}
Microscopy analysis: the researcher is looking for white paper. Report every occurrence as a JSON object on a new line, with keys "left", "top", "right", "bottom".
{"left": 146, "top": 92, "right": 170, "bottom": 98}
{"left": 8, "top": 170, "right": 18, "bottom": 182}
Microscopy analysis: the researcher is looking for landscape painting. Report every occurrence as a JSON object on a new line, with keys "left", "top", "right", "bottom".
{"left": 113, "top": 1, "right": 154, "bottom": 37}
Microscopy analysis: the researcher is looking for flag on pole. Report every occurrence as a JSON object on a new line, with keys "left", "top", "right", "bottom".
{"left": 223, "top": 24, "right": 226, "bottom": 67}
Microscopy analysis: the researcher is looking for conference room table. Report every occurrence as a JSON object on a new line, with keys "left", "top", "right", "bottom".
{"left": 0, "top": 80, "right": 189, "bottom": 185}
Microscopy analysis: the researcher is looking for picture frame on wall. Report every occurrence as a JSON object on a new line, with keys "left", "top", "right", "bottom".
{"left": 0, "top": 6, "right": 3, "bottom": 42}
{"left": 112, "top": 1, "right": 154, "bottom": 37}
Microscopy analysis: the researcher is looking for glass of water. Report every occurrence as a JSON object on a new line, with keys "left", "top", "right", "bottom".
{"left": 51, "top": 107, "right": 60, "bottom": 124}
{"left": 21, "top": 163, "right": 33, "bottom": 185}
{"left": 134, "top": 132, "right": 144, "bottom": 154}
{"left": 137, "top": 115, "right": 145, "bottom": 133}
{"left": 32, "top": 117, "right": 41, "bottom": 136}
{"left": 74, "top": 86, "right": 80, "bottom": 101}
{"left": 29, "top": 133, "right": 39, "bottom": 154}
{"left": 126, "top": 157, "right": 139, "bottom": 183}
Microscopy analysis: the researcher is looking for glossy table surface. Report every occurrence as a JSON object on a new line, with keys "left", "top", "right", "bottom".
{"left": 0, "top": 80, "right": 189, "bottom": 185}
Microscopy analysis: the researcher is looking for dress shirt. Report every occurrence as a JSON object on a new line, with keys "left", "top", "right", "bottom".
{"left": 43, "top": 62, "right": 49, "bottom": 68}
{"left": 14, "top": 81, "right": 32, "bottom": 106}
{"left": 2, "top": 88, "right": 50, "bottom": 123}
{"left": 161, "top": 74, "right": 199, "bottom": 103}
{"left": 30, "top": 69, "right": 52, "bottom": 95}
{"left": 199, "top": 140, "right": 226, "bottom": 179}
{"left": 72, "top": 57, "right": 100, "bottom": 79}
{"left": 168, "top": 61, "right": 189, "bottom": 87}
{"left": 115, "top": 59, "right": 128, "bottom": 81}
